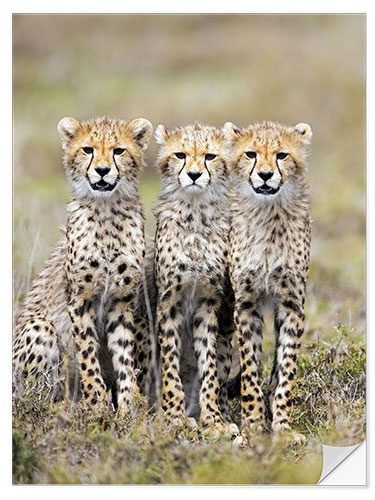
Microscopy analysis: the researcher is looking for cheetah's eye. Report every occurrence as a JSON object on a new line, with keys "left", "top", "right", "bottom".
{"left": 113, "top": 148, "right": 125, "bottom": 155}
{"left": 82, "top": 147, "right": 94, "bottom": 154}
{"left": 245, "top": 151, "right": 257, "bottom": 159}
{"left": 205, "top": 153, "right": 216, "bottom": 161}
{"left": 276, "top": 152, "right": 288, "bottom": 160}
{"left": 175, "top": 152, "right": 186, "bottom": 160}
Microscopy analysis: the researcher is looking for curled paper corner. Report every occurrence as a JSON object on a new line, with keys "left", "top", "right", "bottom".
{"left": 318, "top": 440, "right": 366, "bottom": 485}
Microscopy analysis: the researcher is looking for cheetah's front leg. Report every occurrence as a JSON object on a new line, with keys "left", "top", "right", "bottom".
{"left": 68, "top": 298, "right": 109, "bottom": 409}
{"left": 107, "top": 297, "right": 139, "bottom": 417}
{"left": 133, "top": 316, "right": 153, "bottom": 397}
{"left": 270, "top": 295, "right": 305, "bottom": 442}
{"left": 233, "top": 291, "right": 265, "bottom": 436}
{"left": 157, "top": 286, "right": 186, "bottom": 426}
{"left": 193, "top": 296, "right": 236, "bottom": 437}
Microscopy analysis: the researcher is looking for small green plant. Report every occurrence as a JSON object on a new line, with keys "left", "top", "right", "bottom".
{"left": 12, "top": 429, "right": 41, "bottom": 484}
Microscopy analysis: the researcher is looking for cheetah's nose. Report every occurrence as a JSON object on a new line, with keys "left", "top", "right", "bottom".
{"left": 258, "top": 171, "right": 273, "bottom": 181}
{"left": 187, "top": 171, "right": 202, "bottom": 182}
{"left": 95, "top": 166, "right": 110, "bottom": 177}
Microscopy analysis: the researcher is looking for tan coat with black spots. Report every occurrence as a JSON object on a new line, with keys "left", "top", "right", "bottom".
{"left": 13, "top": 116, "right": 154, "bottom": 416}
{"left": 225, "top": 120, "right": 312, "bottom": 445}
{"left": 153, "top": 122, "right": 237, "bottom": 436}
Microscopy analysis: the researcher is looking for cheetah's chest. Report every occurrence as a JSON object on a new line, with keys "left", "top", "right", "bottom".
{"left": 157, "top": 222, "right": 227, "bottom": 285}
{"left": 181, "top": 232, "right": 221, "bottom": 273}
{"left": 67, "top": 205, "right": 145, "bottom": 296}
{"left": 230, "top": 213, "right": 307, "bottom": 288}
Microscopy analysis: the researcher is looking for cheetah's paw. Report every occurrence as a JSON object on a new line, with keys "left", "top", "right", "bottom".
{"left": 186, "top": 417, "right": 199, "bottom": 430}
{"left": 273, "top": 429, "right": 307, "bottom": 448}
{"left": 201, "top": 421, "right": 239, "bottom": 440}
{"left": 232, "top": 422, "right": 265, "bottom": 449}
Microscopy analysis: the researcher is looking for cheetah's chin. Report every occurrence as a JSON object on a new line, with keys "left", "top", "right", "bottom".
{"left": 182, "top": 184, "right": 206, "bottom": 192}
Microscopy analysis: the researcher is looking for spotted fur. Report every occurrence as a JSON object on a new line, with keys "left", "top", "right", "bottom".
{"left": 224, "top": 120, "right": 312, "bottom": 439}
{"left": 13, "top": 116, "right": 154, "bottom": 415}
{"left": 153, "top": 123, "right": 236, "bottom": 435}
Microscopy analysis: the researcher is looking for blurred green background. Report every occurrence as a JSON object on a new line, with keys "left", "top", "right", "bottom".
{"left": 13, "top": 13, "right": 365, "bottom": 345}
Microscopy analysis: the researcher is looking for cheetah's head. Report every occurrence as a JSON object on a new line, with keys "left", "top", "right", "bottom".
{"left": 224, "top": 121, "right": 312, "bottom": 197}
{"left": 58, "top": 116, "right": 153, "bottom": 199}
{"left": 154, "top": 122, "right": 229, "bottom": 197}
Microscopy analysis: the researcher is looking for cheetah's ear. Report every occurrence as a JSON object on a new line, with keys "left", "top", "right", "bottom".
{"left": 223, "top": 122, "right": 242, "bottom": 143}
{"left": 154, "top": 124, "right": 169, "bottom": 145}
{"left": 294, "top": 123, "right": 313, "bottom": 144}
{"left": 57, "top": 117, "right": 80, "bottom": 148}
{"left": 128, "top": 118, "right": 153, "bottom": 151}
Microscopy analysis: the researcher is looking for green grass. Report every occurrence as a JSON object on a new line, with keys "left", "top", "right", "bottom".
{"left": 13, "top": 387, "right": 324, "bottom": 485}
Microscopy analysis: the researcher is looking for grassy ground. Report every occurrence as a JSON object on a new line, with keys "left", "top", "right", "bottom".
{"left": 13, "top": 386, "right": 324, "bottom": 485}
{"left": 12, "top": 329, "right": 365, "bottom": 484}
{"left": 12, "top": 14, "right": 366, "bottom": 484}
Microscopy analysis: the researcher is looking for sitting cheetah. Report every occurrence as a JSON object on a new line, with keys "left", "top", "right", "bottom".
{"left": 153, "top": 122, "right": 236, "bottom": 435}
{"left": 13, "top": 116, "right": 154, "bottom": 415}
{"left": 224, "top": 120, "right": 312, "bottom": 443}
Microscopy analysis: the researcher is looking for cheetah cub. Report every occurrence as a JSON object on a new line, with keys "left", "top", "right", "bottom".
{"left": 13, "top": 116, "right": 153, "bottom": 415}
{"left": 153, "top": 123, "right": 236, "bottom": 436}
{"left": 224, "top": 121, "right": 312, "bottom": 444}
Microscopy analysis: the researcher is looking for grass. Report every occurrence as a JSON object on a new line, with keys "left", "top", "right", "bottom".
{"left": 12, "top": 14, "right": 366, "bottom": 485}
{"left": 13, "top": 384, "right": 324, "bottom": 485}
{"left": 11, "top": 327, "right": 365, "bottom": 485}
{"left": 291, "top": 330, "right": 366, "bottom": 445}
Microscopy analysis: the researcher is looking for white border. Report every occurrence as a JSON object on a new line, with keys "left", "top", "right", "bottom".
{"left": 3, "top": 1, "right": 373, "bottom": 497}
